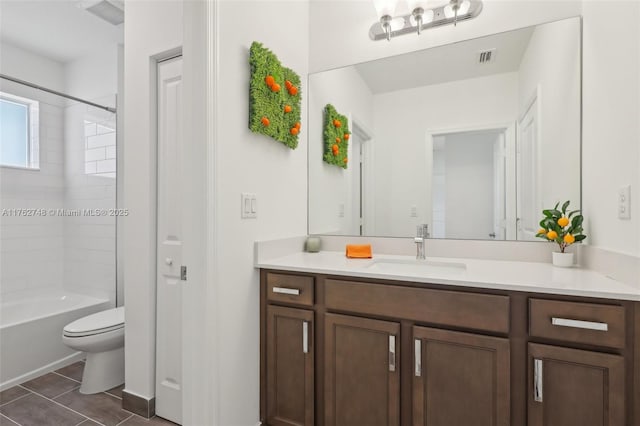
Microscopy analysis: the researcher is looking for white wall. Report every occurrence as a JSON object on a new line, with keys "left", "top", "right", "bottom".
{"left": 582, "top": 1, "right": 640, "bottom": 256}
{"left": 371, "top": 72, "right": 518, "bottom": 236}
{"left": 443, "top": 132, "right": 496, "bottom": 239}
{"left": 308, "top": 66, "right": 373, "bottom": 235}
{"left": 123, "top": 0, "right": 183, "bottom": 401}
{"left": 214, "top": 2, "right": 309, "bottom": 424}
{"left": 517, "top": 18, "right": 581, "bottom": 212}
{"left": 0, "top": 46, "right": 66, "bottom": 295}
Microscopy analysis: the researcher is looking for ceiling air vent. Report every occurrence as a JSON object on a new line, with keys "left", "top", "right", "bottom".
{"left": 78, "top": 0, "right": 124, "bottom": 26}
{"left": 478, "top": 49, "right": 496, "bottom": 64}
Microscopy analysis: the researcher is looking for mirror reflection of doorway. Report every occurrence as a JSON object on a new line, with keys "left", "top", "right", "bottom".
{"left": 431, "top": 126, "right": 516, "bottom": 240}
{"left": 349, "top": 121, "right": 372, "bottom": 236}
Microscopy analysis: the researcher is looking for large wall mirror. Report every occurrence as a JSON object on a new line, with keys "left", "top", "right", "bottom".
{"left": 308, "top": 17, "right": 581, "bottom": 241}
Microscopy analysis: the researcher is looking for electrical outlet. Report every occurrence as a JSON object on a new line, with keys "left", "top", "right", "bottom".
{"left": 241, "top": 193, "right": 257, "bottom": 219}
{"left": 410, "top": 205, "right": 417, "bottom": 218}
{"left": 338, "top": 203, "right": 345, "bottom": 218}
{"left": 618, "top": 185, "right": 630, "bottom": 219}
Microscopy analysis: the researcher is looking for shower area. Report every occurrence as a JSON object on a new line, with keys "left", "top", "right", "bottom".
{"left": 0, "top": 1, "right": 123, "bottom": 390}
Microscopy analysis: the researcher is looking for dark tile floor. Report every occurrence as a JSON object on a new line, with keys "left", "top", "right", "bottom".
{"left": 0, "top": 362, "right": 176, "bottom": 426}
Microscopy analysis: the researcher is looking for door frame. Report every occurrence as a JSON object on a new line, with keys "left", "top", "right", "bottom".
{"left": 425, "top": 122, "right": 517, "bottom": 240}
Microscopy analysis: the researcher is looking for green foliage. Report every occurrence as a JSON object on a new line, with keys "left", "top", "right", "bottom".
{"left": 536, "top": 200, "right": 587, "bottom": 252}
{"left": 322, "top": 104, "right": 350, "bottom": 169}
{"left": 249, "top": 42, "right": 301, "bottom": 149}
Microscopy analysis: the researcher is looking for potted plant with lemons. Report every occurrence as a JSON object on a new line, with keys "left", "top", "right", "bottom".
{"left": 536, "top": 200, "right": 586, "bottom": 267}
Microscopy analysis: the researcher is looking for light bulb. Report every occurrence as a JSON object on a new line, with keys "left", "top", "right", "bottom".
{"left": 444, "top": 0, "right": 471, "bottom": 19}
{"left": 373, "top": 0, "right": 399, "bottom": 18}
{"left": 409, "top": 9, "right": 434, "bottom": 26}
{"left": 389, "top": 17, "right": 406, "bottom": 31}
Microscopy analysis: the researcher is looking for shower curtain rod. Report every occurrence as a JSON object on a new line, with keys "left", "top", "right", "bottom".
{"left": 0, "top": 73, "right": 117, "bottom": 113}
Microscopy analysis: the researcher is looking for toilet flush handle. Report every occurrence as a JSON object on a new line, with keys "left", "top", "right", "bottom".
{"left": 165, "top": 258, "right": 173, "bottom": 266}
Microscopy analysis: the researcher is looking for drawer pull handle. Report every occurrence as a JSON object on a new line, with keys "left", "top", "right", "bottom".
{"left": 551, "top": 317, "right": 608, "bottom": 331}
{"left": 272, "top": 287, "right": 300, "bottom": 296}
{"left": 414, "top": 339, "right": 422, "bottom": 377}
{"left": 302, "top": 321, "right": 309, "bottom": 354}
{"left": 534, "top": 358, "right": 543, "bottom": 402}
{"left": 389, "top": 335, "right": 396, "bottom": 372}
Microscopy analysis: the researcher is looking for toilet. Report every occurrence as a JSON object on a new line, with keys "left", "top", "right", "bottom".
{"left": 62, "top": 306, "right": 125, "bottom": 394}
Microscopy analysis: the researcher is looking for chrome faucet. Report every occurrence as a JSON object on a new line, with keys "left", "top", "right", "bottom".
{"left": 414, "top": 224, "right": 429, "bottom": 260}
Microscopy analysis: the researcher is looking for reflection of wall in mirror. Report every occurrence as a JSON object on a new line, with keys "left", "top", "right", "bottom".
{"left": 372, "top": 73, "right": 518, "bottom": 237}
{"left": 308, "top": 67, "right": 373, "bottom": 235}
{"left": 518, "top": 19, "right": 581, "bottom": 217}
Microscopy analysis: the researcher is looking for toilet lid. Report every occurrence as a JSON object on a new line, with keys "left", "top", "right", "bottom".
{"left": 63, "top": 306, "right": 124, "bottom": 337}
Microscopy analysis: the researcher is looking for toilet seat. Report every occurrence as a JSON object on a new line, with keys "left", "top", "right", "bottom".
{"left": 63, "top": 306, "right": 124, "bottom": 338}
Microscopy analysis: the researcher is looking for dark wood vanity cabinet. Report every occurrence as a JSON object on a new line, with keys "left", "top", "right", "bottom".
{"left": 260, "top": 269, "right": 639, "bottom": 426}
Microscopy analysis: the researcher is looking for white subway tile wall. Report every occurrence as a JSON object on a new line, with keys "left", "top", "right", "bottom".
{"left": 0, "top": 92, "right": 117, "bottom": 304}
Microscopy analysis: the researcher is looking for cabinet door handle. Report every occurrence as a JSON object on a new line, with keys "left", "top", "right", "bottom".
{"left": 272, "top": 286, "right": 300, "bottom": 296}
{"left": 534, "top": 358, "right": 543, "bottom": 402}
{"left": 551, "top": 317, "right": 608, "bottom": 331}
{"left": 302, "top": 321, "right": 309, "bottom": 354}
{"left": 389, "top": 335, "right": 396, "bottom": 372}
{"left": 414, "top": 339, "right": 422, "bottom": 377}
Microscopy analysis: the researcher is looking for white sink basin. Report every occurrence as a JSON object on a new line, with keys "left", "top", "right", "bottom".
{"left": 366, "top": 258, "right": 466, "bottom": 275}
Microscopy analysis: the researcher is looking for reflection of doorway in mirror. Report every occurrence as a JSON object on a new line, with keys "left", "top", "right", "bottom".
{"left": 348, "top": 120, "right": 373, "bottom": 236}
{"left": 430, "top": 124, "right": 516, "bottom": 240}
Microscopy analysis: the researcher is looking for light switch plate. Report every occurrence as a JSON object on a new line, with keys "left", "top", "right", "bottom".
{"left": 241, "top": 193, "right": 257, "bottom": 219}
{"left": 618, "top": 185, "right": 630, "bottom": 219}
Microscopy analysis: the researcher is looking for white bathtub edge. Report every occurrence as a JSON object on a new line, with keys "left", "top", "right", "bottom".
{"left": 0, "top": 352, "right": 84, "bottom": 392}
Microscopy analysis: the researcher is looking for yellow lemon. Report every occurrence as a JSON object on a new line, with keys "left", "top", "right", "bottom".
{"left": 558, "top": 217, "right": 570, "bottom": 227}
{"left": 564, "top": 234, "right": 575, "bottom": 244}
{"left": 546, "top": 230, "right": 558, "bottom": 240}
{"left": 536, "top": 228, "right": 546, "bottom": 235}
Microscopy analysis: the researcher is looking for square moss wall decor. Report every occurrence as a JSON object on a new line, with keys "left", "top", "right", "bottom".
{"left": 323, "top": 104, "right": 350, "bottom": 169}
{"left": 249, "top": 42, "right": 301, "bottom": 149}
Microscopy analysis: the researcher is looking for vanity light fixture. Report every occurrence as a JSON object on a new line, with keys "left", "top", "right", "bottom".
{"left": 370, "top": 0, "right": 483, "bottom": 41}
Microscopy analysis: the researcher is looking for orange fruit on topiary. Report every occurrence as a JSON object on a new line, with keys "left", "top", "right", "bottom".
{"left": 343, "top": 157, "right": 348, "bottom": 164}
{"left": 546, "top": 230, "right": 558, "bottom": 240}
{"left": 332, "top": 144, "right": 339, "bottom": 155}
{"left": 271, "top": 83, "right": 281, "bottom": 92}
{"left": 564, "top": 234, "right": 575, "bottom": 244}
{"left": 284, "top": 105, "right": 292, "bottom": 113}
{"left": 294, "top": 122, "right": 301, "bottom": 129}
{"left": 344, "top": 133, "right": 350, "bottom": 140}
{"left": 290, "top": 127, "right": 299, "bottom": 136}
{"left": 261, "top": 116, "right": 270, "bottom": 126}
{"left": 265, "top": 75, "right": 275, "bottom": 87}
{"left": 558, "top": 217, "right": 569, "bottom": 227}
{"left": 288, "top": 86, "right": 298, "bottom": 96}
{"left": 537, "top": 228, "right": 546, "bottom": 235}
{"left": 285, "top": 80, "right": 292, "bottom": 89}
{"left": 336, "top": 137, "right": 341, "bottom": 143}
{"left": 333, "top": 119, "right": 341, "bottom": 127}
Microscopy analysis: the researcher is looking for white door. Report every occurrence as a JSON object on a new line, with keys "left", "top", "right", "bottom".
{"left": 517, "top": 95, "right": 540, "bottom": 241}
{"left": 155, "top": 56, "right": 183, "bottom": 424}
{"left": 492, "top": 133, "right": 506, "bottom": 240}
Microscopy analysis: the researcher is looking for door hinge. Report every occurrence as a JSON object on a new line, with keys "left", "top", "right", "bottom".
{"left": 180, "top": 265, "right": 187, "bottom": 281}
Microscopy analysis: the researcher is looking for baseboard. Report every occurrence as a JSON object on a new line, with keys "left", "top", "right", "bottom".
{"left": 122, "top": 389, "right": 155, "bottom": 419}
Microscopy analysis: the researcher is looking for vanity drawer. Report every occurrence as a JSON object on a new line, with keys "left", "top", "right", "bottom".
{"left": 266, "top": 272, "right": 314, "bottom": 307}
{"left": 325, "top": 279, "right": 510, "bottom": 334}
{"left": 529, "top": 299, "right": 626, "bottom": 349}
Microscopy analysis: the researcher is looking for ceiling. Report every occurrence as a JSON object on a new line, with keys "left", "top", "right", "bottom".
{"left": 354, "top": 26, "right": 535, "bottom": 94}
{"left": 0, "top": 0, "right": 123, "bottom": 64}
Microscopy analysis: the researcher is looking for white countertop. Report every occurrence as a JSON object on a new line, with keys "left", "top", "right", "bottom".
{"left": 256, "top": 251, "right": 640, "bottom": 301}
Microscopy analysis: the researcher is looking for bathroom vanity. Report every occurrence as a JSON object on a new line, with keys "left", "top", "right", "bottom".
{"left": 258, "top": 253, "right": 640, "bottom": 426}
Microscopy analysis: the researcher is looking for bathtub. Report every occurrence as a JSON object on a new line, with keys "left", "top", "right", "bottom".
{"left": 0, "top": 289, "right": 111, "bottom": 390}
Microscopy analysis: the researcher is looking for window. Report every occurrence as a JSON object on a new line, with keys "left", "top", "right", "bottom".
{"left": 0, "top": 92, "right": 39, "bottom": 169}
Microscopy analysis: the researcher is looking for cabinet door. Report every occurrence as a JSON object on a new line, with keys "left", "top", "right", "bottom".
{"left": 528, "top": 343, "right": 625, "bottom": 426}
{"left": 412, "top": 326, "right": 510, "bottom": 426}
{"left": 325, "top": 313, "right": 400, "bottom": 426}
{"left": 266, "top": 305, "right": 314, "bottom": 426}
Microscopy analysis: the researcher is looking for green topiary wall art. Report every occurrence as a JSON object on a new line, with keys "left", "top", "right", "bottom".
{"left": 323, "top": 104, "right": 350, "bottom": 169}
{"left": 249, "top": 41, "right": 301, "bottom": 149}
